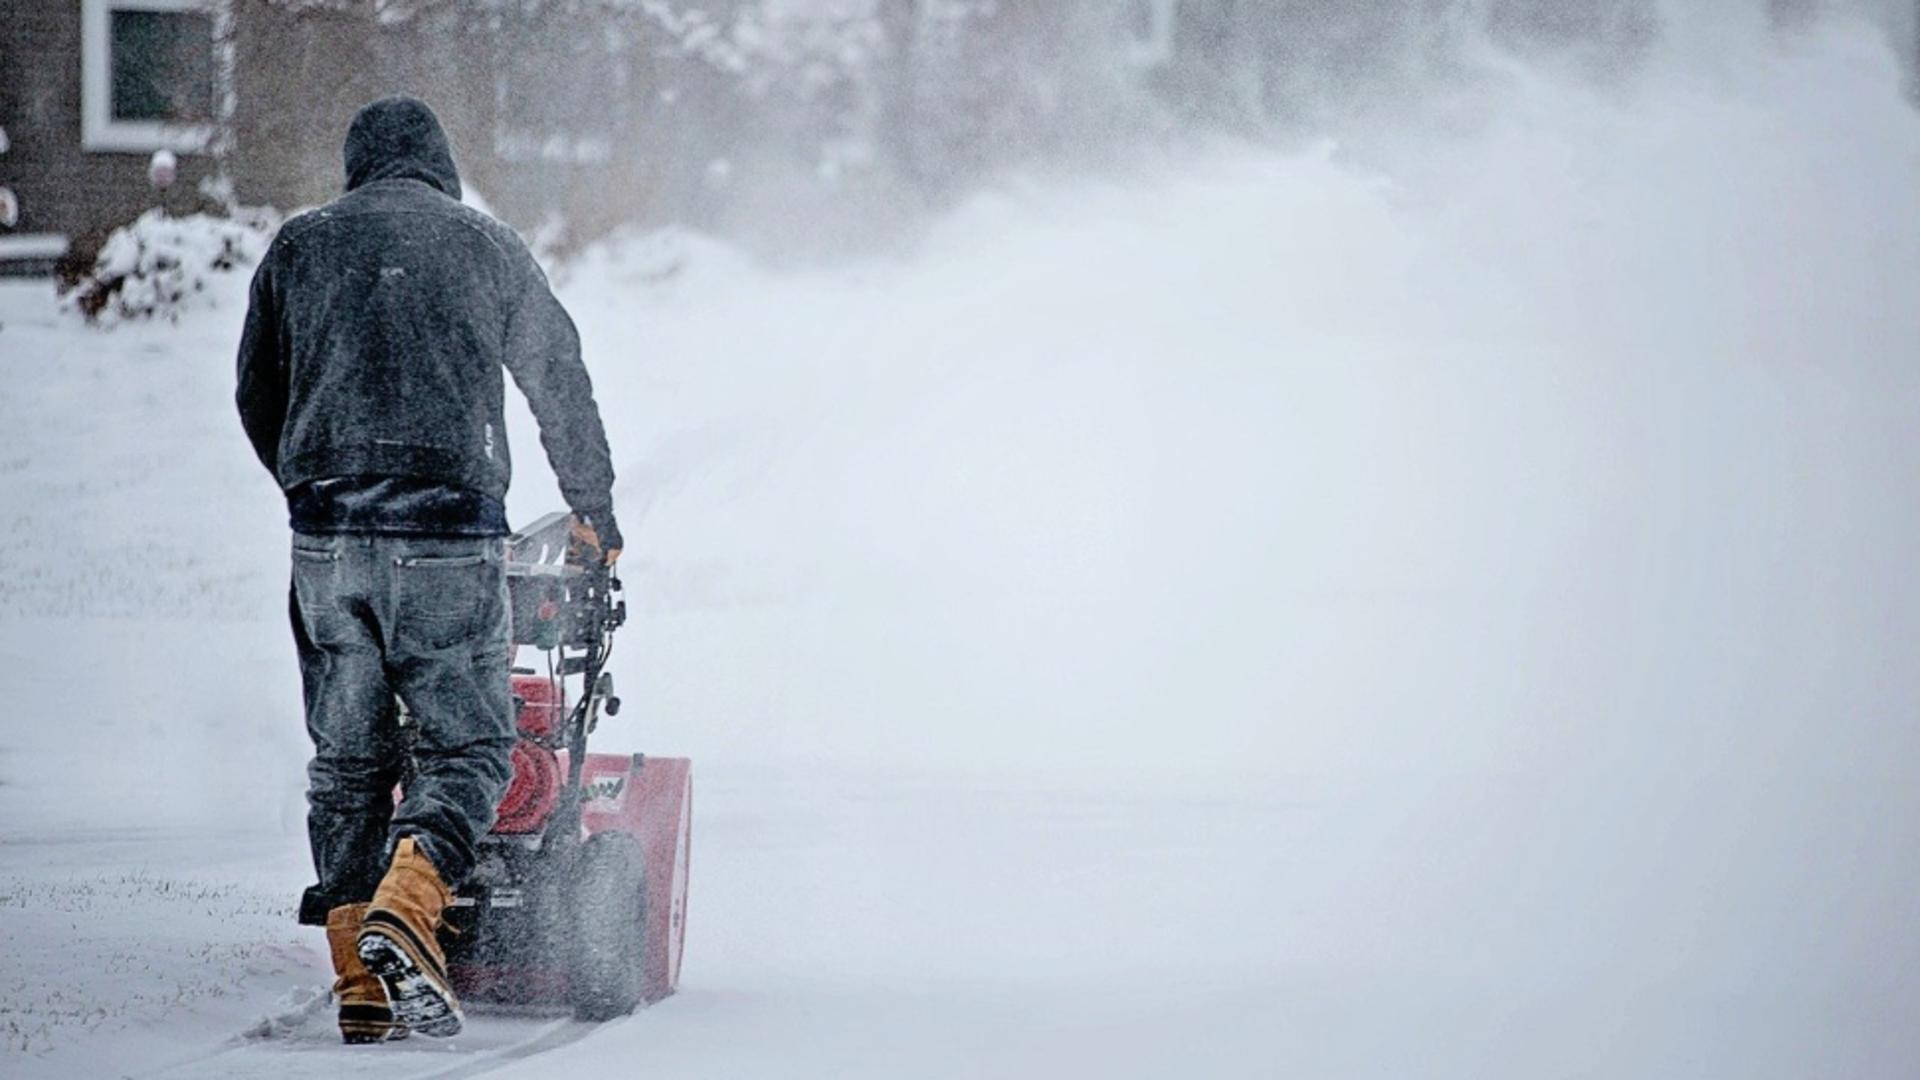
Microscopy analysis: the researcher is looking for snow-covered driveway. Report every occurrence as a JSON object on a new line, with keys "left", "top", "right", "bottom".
{"left": 7, "top": 20, "right": 1920, "bottom": 1076}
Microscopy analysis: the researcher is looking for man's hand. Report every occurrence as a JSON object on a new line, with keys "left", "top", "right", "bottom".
{"left": 569, "top": 514, "right": 622, "bottom": 567}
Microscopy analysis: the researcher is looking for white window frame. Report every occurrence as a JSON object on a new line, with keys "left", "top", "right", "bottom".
{"left": 0, "top": 234, "right": 73, "bottom": 261}
{"left": 81, "top": 0, "right": 216, "bottom": 154}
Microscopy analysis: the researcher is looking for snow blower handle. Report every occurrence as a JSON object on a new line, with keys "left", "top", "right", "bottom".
{"left": 568, "top": 513, "right": 621, "bottom": 568}
{"left": 533, "top": 538, "right": 625, "bottom": 842}
{"left": 562, "top": 546, "right": 625, "bottom": 656}
{"left": 505, "top": 510, "right": 626, "bottom": 653}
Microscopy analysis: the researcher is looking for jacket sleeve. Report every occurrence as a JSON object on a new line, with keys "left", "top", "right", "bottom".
{"left": 501, "top": 244, "right": 619, "bottom": 543}
{"left": 234, "top": 254, "right": 287, "bottom": 478}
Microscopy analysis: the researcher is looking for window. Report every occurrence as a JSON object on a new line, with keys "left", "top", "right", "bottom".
{"left": 82, "top": 0, "right": 217, "bottom": 153}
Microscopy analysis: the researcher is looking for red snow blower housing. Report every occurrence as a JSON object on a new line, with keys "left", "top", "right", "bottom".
{"left": 424, "top": 511, "right": 691, "bottom": 1019}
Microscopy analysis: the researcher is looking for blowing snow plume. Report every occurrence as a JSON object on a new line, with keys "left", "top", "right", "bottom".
{"left": 594, "top": 2, "right": 1920, "bottom": 780}
{"left": 527, "top": 7, "right": 1920, "bottom": 1073}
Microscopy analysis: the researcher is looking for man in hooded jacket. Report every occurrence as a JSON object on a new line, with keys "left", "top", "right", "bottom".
{"left": 236, "top": 96, "right": 621, "bottom": 1043}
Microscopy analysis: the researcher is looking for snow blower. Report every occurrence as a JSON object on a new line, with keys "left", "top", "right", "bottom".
{"left": 410, "top": 511, "right": 692, "bottom": 1020}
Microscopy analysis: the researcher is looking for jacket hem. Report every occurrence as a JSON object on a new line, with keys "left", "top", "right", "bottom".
{"left": 280, "top": 446, "right": 507, "bottom": 502}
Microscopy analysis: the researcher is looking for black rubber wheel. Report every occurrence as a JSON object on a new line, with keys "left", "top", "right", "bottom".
{"left": 567, "top": 832, "right": 649, "bottom": 1021}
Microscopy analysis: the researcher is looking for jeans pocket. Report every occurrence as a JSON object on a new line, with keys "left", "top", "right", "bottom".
{"left": 291, "top": 543, "right": 351, "bottom": 645}
{"left": 394, "top": 554, "right": 498, "bottom": 652}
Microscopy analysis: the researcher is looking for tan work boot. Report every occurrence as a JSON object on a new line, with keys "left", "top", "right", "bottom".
{"left": 356, "top": 837, "right": 464, "bottom": 1038}
{"left": 326, "top": 903, "right": 407, "bottom": 1043}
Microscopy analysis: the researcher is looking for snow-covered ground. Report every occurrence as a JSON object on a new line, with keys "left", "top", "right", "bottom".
{"left": 6, "top": 12, "right": 1920, "bottom": 1079}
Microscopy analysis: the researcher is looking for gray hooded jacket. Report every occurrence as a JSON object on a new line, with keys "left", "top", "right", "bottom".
{"left": 236, "top": 96, "right": 618, "bottom": 545}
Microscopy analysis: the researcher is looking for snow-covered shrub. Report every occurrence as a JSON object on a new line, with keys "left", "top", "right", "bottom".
{"left": 61, "top": 207, "right": 280, "bottom": 327}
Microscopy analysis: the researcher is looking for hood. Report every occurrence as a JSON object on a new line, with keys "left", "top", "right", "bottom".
{"left": 343, "top": 95, "right": 461, "bottom": 199}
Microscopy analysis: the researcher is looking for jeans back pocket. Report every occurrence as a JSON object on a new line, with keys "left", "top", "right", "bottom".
{"left": 393, "top": 543, "right": 501, "bottom": 653}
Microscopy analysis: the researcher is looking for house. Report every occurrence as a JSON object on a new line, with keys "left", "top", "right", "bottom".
{"left": 1, "top": 0, "right": 228, "bottom": 275}
{"left": 0, "top": 0, "right": 670, "bottom": 277}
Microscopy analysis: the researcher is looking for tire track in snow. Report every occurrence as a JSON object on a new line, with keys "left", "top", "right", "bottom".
{"left": 400, "top": 1019, "right": 601, "bottom": 1080}
{"left": 140, "top": 1015, "right": 600, "bottom": 1080}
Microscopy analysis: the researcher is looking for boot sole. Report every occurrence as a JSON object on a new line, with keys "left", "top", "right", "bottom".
{"left": 339, "top": 1001, "right": 409, "bottom": 1044}
{"left": 357, "top": 928, "right": 463, "bottom": 1038}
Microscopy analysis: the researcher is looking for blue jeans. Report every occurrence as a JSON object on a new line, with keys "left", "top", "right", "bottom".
{"left": 290, "top": 532, "right": 514, "bottom": 923}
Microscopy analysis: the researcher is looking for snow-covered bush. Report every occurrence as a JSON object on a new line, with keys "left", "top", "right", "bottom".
{"left": 61, "top": 208, "right": 280, "bottom": 327}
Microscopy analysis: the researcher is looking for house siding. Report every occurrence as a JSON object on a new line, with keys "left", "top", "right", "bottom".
{"left": 228, "top": 1, "right": 491, "bottom": 214}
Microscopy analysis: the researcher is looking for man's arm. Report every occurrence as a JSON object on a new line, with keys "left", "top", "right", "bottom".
{"left": 235, "top": 255, "right": 286, "bottom": 477}
{"left": 502, "top": 246, "right": 621, "bottom": 554}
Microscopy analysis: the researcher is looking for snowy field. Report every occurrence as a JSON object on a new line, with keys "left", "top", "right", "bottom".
{"left": 6, "top": 12, "right": 1920, "bottom": 1079}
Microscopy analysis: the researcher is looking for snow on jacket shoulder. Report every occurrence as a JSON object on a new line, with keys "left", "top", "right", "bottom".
{"left": 235, "top": 95, "right": 616, "bottom": 528}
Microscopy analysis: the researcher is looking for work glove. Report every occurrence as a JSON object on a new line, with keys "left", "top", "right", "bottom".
{"left": 570, "top": 509, "right": 622, "bottom": 566}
